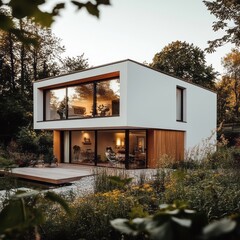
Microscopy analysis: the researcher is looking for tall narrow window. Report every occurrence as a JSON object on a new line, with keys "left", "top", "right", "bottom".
{"left": 176, "top": 87, "right": 185, "bottom": 122}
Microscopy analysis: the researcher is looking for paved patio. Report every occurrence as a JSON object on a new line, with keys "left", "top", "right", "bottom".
{"left": 6, "top": 164, "right": 95, "bottom": 184}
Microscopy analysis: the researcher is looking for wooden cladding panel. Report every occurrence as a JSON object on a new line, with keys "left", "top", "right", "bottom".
{"left": 147, "top": 130, "right": 184, "bottom": 168}
{"left": 39, "top": 71, "right": 120, "bottom": 90}
{"left": 53, "top": 131, "right": 61, "bottom": 163}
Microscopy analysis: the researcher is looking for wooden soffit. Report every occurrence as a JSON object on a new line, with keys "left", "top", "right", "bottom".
{"left": 39, "top": 71, "right": 120, "bottom": 90}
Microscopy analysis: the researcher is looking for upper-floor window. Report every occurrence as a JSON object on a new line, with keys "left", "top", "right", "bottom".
{"left": 176, "top": 86, "right": 186, "bottom": 122}
{"left": 68, "top": 83, "right": 94, "bottom": 119}
{"left": 44, "top": 78, "right": 120, "bottom": 121}
{"left": 45, "top": 88, "right": 67, "bottom": 120}
{"left": 96, "top": 79, "right": 120, "bottom": 117}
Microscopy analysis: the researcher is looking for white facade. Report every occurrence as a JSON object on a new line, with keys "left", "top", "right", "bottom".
{"left": 33, "top": 59, "right": 217, "bottom": 151}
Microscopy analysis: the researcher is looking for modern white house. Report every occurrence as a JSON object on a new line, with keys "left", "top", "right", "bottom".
{"left": 33, "top": 59, "right": 216, "bottom": 169}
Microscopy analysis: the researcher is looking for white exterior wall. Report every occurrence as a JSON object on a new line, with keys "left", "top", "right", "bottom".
{"left": 33, "top": 60, "right": 217, "bottom": 151}
{"left": 126, "top": 61, "right": 217, "bottom": 149}
{"left": 33, "top": 62, "right": 128, "bottom": 130}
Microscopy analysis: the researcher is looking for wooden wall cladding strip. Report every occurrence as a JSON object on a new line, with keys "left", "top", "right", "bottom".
{"left": 147, "top": 130, "right": 184, "bottom": 168}
{"left": 53, "top": 130, "right": 61, "bottom": 163}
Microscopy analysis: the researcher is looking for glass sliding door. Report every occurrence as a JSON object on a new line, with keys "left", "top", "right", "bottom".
{"left": 71, "top": 131, "right": 95, "bottom": 165}
{"left": 129, "top": 130, "right": 147, "bottom": 169}
{"left": 97, "top": 130, "right": 125, "bottom": 168}
{"left": 70, "top": 129, "right": 147, "bottom": 169}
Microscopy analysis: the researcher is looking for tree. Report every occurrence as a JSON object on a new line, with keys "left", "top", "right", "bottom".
{"left": 0, "top": 0, "right": 111, "bottom": 44}
{"left": 151, "top": 41, "right": 217, "bottom": 88}
{"left": 216, "top": 76, "right": 234, "bottom": 123}
{"left": 0, "top": 19, "right": 65, "bottom": 144}
{"left": 0, "top": 18, "right": 64, "bottom": 95}
{"left": 217, "top": 49, "right": 240, "bottom": 123}
{"left": 204, "top": 0, "right": 240, "bottom": 52}
{"left": 60, "top": 54, "right": 89, "bottom": 74}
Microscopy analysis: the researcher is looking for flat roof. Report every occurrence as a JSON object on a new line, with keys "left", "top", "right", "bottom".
{"left": 34, "top": 59, "right": 216, "bottom": 93}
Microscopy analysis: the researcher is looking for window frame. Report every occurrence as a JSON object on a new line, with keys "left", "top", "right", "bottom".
{"left": 43, "top": 77, "right": 120, "bottom": 121}
{"left": 176, "top": 86, "right": 186, "bottom": 122}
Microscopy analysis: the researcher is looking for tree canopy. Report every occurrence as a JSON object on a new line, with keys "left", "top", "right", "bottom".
{"left": 151, "top": 41, "right": 217, "bottom": 88}
{"left": 204, "top": 0, "right": 240, "bottom": 52}
{"left": 0, "top": 18, "right": 89, "bottom": 144}
{"left": 217, "top": 48, "right": 240, "bottom": 123}
{"left": 0, "top": 0, "right": 110, "bottom": 44}
{"left": 60, "top": 54, "right": 89, "bottom": 74}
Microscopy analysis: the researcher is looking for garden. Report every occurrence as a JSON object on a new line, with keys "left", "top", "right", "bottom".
{"left": 0, "top": 135, "right": 240, "bottom": 240}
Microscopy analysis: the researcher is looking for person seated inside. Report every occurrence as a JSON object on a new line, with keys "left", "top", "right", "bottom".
{"left": 105, "top": 147, "right": 116, "bottom": 161}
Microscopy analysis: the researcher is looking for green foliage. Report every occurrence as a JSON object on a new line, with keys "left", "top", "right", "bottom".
{"left": 162, "top": 169, "right": 240, "bottom": 221}
{"left": 216, "top": 49, "right": 240, "bottom": 123}
{"left": 0, "top": 95, "right": 31, "bottom": 144}
{"left": 207, "top": 146, "right": 240, "bottom": 169}
{"left": 93, "top": 168, "right": 132, "bottom": 193}
{"left": 16, "top": 126, "right": 38, "bottom": 153}
{"left": 108, "top": 175, "right": 133, "bottom": 189}
{"left": 37, "top": 131, "right": 53, "bottom": 155}
{"left": 60, "top": 54, "right": 89, "bottom": 73}
{"left": 0, "top": 0, "right": 111, "bottom": 44}
{"left": 9, "top": 128, "right": 54, "bottom": 166}
{"left": 151, "top": 41, "right": 217, "bottom": 88}
{"left": 0, "top": 190, "right": 70, "bottom": 240}
{"left": 0, "top": 156, "right": 16, "bottom": 170}
{"left": 41, "top": 190, "right": 136, "bottom": 240}
{"left": 204, "top": 0, "right": 240, "bottom": 52}
{"left": 111, "top": 202, "right": 240, "bottom": 240}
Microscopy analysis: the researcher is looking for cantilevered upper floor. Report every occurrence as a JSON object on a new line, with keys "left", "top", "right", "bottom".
{"left": 33, "top": 59, "right": 216, "bottom": 149}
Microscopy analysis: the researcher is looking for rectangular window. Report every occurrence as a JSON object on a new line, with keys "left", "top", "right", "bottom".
{"left": 96, "top": 79, "right": 120, "bottom": 117}
{"left": 176, "top": 87, "right": 185, "bottom": 122}
{"left": 45, "top": 88, "right": 67, "bottom": 120}
{"left": 44, "top": 78, "right": 120, "bottom": 120}
{"left": 68, "top": 83, "right": 94, "bottom": 119}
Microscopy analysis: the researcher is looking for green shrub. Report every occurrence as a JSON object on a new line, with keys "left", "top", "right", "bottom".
{"left": 206, "top": 147, "right": 240, "bottom": 169}
{"left": 42, "top": 190, "right": 137, "bottom": 240}
{"left": 162, "top": 169, "right": 240, "bottom": 221}
{"left": 9, "top": 128, "right": 53, "bottom": 166}
{"left": 16, "top": 126, "right": 39, "bottom": 153}
{"left": 93, "top": 168, "right": 132, "bottom": 193}
{"left": 111, "top": 202, "right": 240, "bottom": 240}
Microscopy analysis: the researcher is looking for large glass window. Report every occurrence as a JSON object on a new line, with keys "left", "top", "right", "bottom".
{"left": 68, "top": 129, "right": 147, "bottom": 169}
{"left": 96, "top": 79, "right": 120, "bottom": 117}
{"left": 71, "top": 131, "right": 95, "bottom": 165}
{"left": 68, "top": 84, "right": 94, "bottom": 119}
{"left": 97, "top": 130, "right": 125, "bottom": 168}
{"left": 45, "top": 88, "right": 66, "bottom": 120}
{"left": 129, "top": 130, "right": 147, "bottom": 169}
{"left": 45, "top": 78, "right": 120, "bottom": 120}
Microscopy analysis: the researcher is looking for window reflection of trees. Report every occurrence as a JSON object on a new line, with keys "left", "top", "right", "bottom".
{"left": 46, "top": 78, "right": 120, "bottom": 120}
{"left": 48, "top": 89, "right": 66, "bottom": 120}
{"left": 96, "top": 79, "right": 120, "bottom": 116}
{"left": 68, "top": 84, "right": 94, "bottom": 118}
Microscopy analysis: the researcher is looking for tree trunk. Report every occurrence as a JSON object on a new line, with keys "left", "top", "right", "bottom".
{"left": 8, "top": 32, "right": 15, "bottom": 92}
{"left": 20, "top": 19, "right": 25, "bottom": 95}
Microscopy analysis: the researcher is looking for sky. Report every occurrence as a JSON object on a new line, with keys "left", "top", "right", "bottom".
{"left": 47, "top": 0, "right": 233, "bottom": 75}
